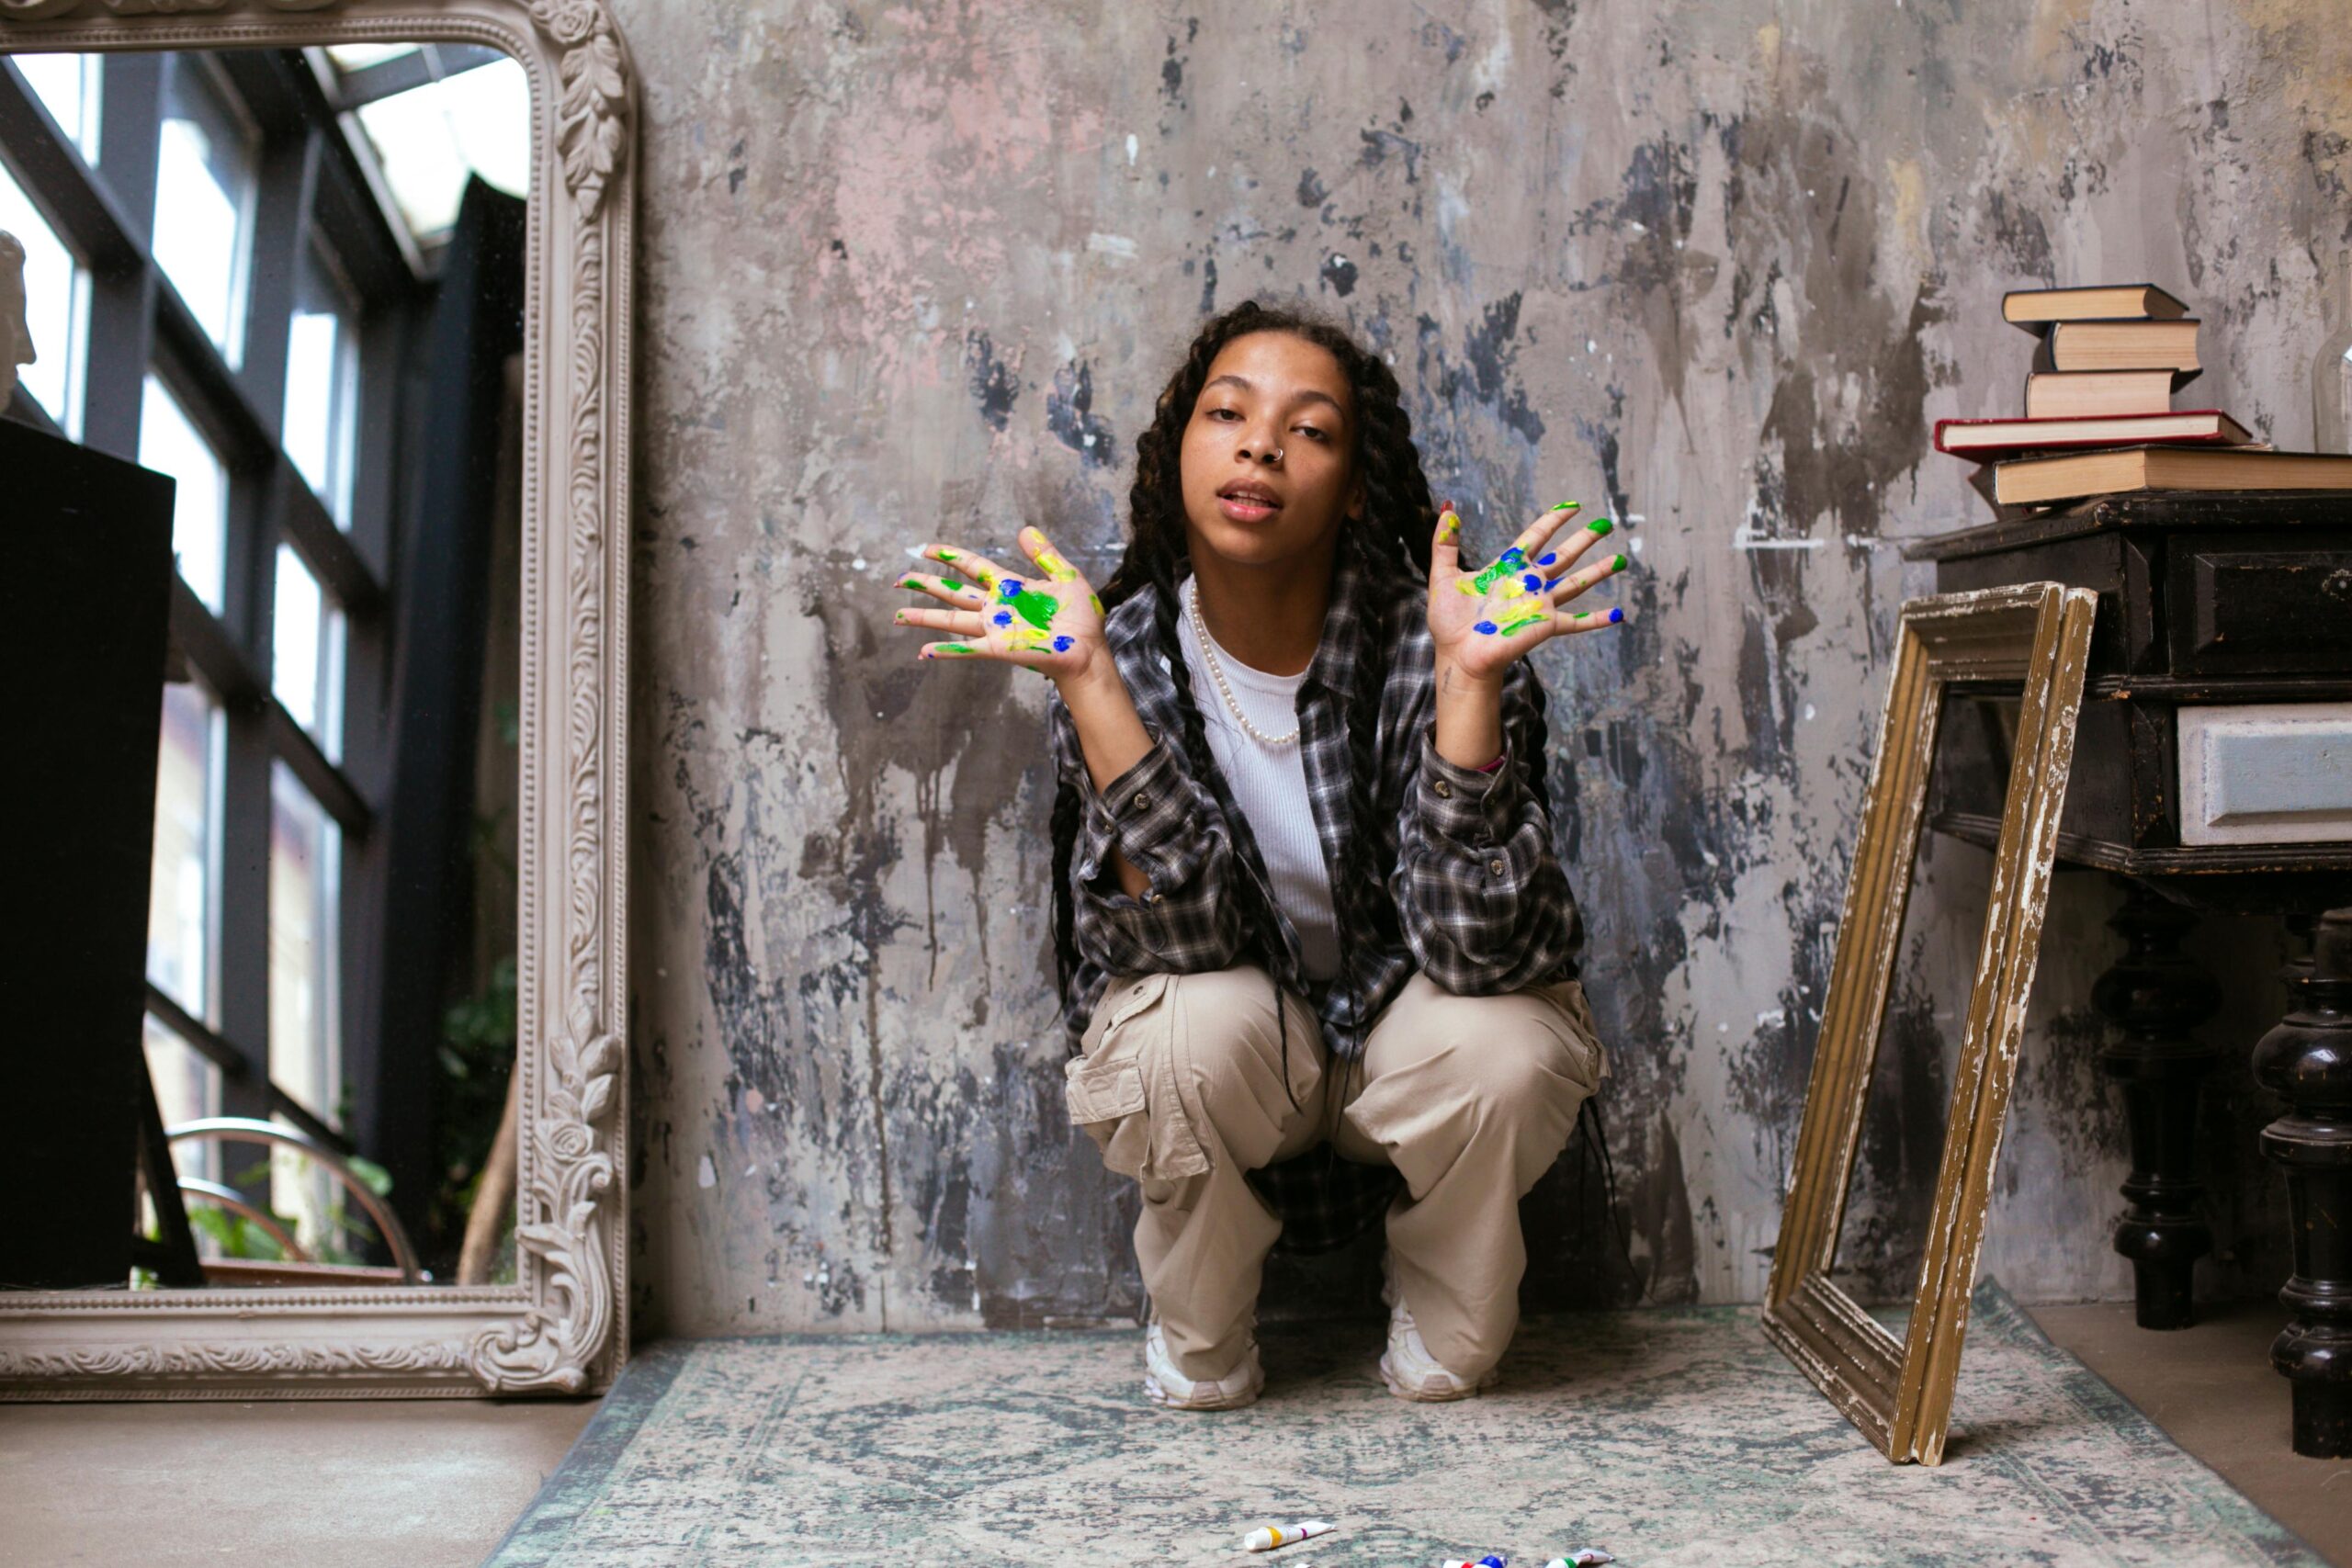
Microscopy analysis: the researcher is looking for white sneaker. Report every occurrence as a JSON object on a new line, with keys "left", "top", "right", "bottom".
{"left": 1142, "top": 1319, "right": 1263, "bottom": 1410}
{"left": 1378, "top": 1250, "right": 1498, "bottom": 1401}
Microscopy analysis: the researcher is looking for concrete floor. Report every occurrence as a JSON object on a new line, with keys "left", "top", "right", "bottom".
{"left": 0, "top": 1393, "right": 596, "bottom": 1567}
{"left": 0, "top": 1302, "right": 2342, "bottom": 1566}
{"left": 2024, "top": 1297, "right": 2352, "bottom": 1565}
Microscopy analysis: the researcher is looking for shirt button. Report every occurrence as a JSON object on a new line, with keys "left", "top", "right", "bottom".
{"left": 1487, "top": 857, "right": 1507, "bottom": 876}
{"left": 1144, "top": 889, "right": 1159, "bottom": 904}
{"left": 1132, "top": 792, "right": 1150, "bottom": 809}
{"left": 1433, "top": 778, "right": 1453, "bottom": 799}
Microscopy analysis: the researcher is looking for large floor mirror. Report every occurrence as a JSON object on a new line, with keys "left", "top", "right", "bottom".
{"left": 0, "top": 1, "right": 634, "bottom": 1400}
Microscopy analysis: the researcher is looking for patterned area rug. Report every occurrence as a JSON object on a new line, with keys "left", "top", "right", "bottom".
{"left": 487, "top": 1278, "right": 2324, "bottom": 1567}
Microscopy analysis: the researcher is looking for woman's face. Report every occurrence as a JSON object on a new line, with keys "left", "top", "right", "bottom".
{"left": 1179, "top": 330, "right": 1364, "bottom": 570}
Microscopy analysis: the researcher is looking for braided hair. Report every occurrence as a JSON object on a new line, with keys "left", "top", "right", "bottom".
{"left": 1048, "top": 299, "right": 1438, "bottom": 1127}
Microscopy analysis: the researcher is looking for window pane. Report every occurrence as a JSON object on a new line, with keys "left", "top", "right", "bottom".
{"left": 15, "top": 53, "right": 103, "bottom": 164}
{"left": 0, "top": 154, "right": 87, "bottom": 435}
{"left": 282, "top": 240, "right": 361, "bottom": 524}
{"left": 144, "top": 1018, "right": 220, "bottom": 1184}
{"left": 272, "top": 544, "right": 345, "bottom": 760}
{"left": 138, "top": 375, "right": 230, "bottom": 614}
{"left": 324, "top": 42, "right": 418, "bottom": 72}
{"left": 269, "top": 761, "right": 343, "bottom": 1252}
{"left": 352, "top": 55, "right": 529, "bottom": 246}
{"left": 146, "top": 678, "right": 219, "bottom": 1020}
{"left": 153, "top": 62, "right": 255, "bottom": 364}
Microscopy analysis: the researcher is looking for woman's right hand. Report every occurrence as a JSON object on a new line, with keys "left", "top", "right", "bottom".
{"left": 896, "top": 525, "right": 1112, "bottom": 686}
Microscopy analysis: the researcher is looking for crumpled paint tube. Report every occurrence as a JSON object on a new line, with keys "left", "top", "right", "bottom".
{"left": 1544, "top": 1552, "right": 1616, "bottom": 1567}
{"left": 1241, "top": 1517, "right": 1332, "bottom": 1551}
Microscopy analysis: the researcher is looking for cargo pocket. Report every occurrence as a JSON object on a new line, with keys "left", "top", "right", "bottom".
{"left": 1065, "top": 974, "right": 1210, "bottom": 1183}
{"left": 1548, "top": 979, "right": 1609, "bottom": 1094}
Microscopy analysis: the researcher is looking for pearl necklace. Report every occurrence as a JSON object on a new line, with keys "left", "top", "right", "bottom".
{"left": 1188, "top": 576, "right": 1300, "bottom": 747}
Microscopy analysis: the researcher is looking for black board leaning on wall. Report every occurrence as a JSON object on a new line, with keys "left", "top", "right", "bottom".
{"left": 0, "top": 418, "right": 177, "bottom": 1288}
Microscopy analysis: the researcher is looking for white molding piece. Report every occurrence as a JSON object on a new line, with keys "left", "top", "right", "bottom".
{"left": 2177, "top": 703, "right": 2352, "bottom": 847}
{"left": 0, "top": 0, "right": 634, "bottom": 1401}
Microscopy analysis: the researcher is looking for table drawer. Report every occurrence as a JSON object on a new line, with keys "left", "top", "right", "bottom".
{"left": 2165, "top": 536, "right": 2352, "bottom": 676}
{"left": 2177, "top": 704, "right": 2352, "bottom": 846}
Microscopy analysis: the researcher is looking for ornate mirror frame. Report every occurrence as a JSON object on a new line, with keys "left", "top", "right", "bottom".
{"left": 0, "top": 0, "right": 633, "bottom": 1399}
{"left": 1762, "top": 582, "right": 2097, "bottom": 1464}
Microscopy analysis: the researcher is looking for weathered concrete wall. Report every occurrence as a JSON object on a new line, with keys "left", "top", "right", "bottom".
{"left": 616, "top": 0, "right": 2347, "bottom": 1335}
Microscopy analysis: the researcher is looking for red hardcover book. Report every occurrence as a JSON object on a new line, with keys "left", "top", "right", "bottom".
{"left": 1933, "top": 410, "right": 2253, "bottom": 462}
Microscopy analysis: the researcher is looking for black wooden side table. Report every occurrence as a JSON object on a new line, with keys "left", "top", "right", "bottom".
{"left": 1907, "top": 491, "right": 2352, "bottom": 1458}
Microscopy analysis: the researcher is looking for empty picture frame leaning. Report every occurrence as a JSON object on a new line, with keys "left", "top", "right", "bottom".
{"left": 0, "top": 0, "right": 634, "bottom": 1399}
{"left": 1763, "top": 582, "right": 2098, "bottom": 1466}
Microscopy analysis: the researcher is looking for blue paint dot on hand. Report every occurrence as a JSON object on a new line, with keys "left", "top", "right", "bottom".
{"left": 1545, "top": 574, "right": 1566, "bottom": 591}
{"left": 1474, "top": 619, "right": 1498, "bottom": 635}
{"left": 1052, "top": 635, "right": 1073, "bottom": 651}
{"left": 1521, "top": 573, "right": 1543, "bottom": 592}
{"left": 1001, "top": 578, "right": 1023, "bottom": 598}
{"left": 992, "top": 610, "right": 1012, "bottom": 626}
{"left": 1609, "top": 605, "right": 1624, "bottom": 623}
{"left": 1537, "top": 551, "right": 1558, "bottom": 566}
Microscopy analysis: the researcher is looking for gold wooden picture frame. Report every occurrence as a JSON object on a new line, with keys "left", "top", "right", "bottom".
{"left": 1762, "top": 582, "right": 2098, "bottom": 1465}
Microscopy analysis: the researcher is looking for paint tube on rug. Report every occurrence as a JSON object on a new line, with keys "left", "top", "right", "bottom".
{"left": 1543, "top": 1552, "right": 1616, "bottom": 1567}
{"left": 1241, "top": 1518, "right": 1333, "bottom": 1551}
{"left": 1439, "top": 1557, "right": 1509, "bottom": 1567}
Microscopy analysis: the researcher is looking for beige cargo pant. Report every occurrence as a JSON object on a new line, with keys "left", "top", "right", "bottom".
{"left": 1065, "top": 963, "right": 1609, "bottom": 1386}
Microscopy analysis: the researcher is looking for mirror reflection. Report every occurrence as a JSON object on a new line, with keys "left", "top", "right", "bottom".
{"left": 2, "top": 42, "right": 529, "bottom": 1289}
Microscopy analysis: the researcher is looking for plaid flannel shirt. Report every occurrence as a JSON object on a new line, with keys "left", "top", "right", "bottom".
{"left": 1047, "top": 530, "right": 1587, "bottom": 1254}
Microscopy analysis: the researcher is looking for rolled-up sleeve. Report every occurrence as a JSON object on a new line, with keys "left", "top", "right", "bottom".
{"left": 1048, "top": 690, "right": 1250, "bottom": 978}
{"left": 1390, "top": 660, "right": 1583, "bottom": 993}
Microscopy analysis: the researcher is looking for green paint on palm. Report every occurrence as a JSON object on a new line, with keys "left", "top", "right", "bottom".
{"left": 1001, "top": 582, "right": 1059, "bottom": 631}
{"left": 1491, "top": 602, "right": 1551, "bottom": 636}
{"left": 1457, "top": 546, "right": 1530, "bottom": 596}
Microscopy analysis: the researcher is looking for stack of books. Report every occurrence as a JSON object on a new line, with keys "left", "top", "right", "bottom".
{"left": 1934, "top": 282, "right": 2352, "bottom": 511}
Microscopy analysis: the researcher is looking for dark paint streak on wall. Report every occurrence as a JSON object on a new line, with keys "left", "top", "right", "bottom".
{"left": 964, "top": 330, "right": 1019, "bottom": 432}
{"left": 1046, "top": 361, "right": 1118, "bottom": 467}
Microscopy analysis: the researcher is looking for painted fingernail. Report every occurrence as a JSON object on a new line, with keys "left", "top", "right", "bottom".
{"left": 1589, "top": 518, "right": 1613, "bottom": 537}
{"left": 1613, "top": 554, "right": 1628, "bottom": 571}
{"left": 1609, "top": 606, "right": 1624, "bottom": 623}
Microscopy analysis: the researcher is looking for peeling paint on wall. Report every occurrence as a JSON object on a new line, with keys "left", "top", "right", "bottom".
{"left": 620, "top": 0, "right": 2334, "bottom": 1336}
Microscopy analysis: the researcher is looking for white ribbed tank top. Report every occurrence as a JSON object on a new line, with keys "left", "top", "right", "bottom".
{"left": 1173, "top": 574, "right": 1342, "bottom": 983}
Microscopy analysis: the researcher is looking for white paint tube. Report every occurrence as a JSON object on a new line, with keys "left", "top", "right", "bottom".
{"left": 1544, "top": 1552, "right": 1616, "bottom": 1567}
{"left": 1241, "top": 1518, "right": 1334, "bottom": 1551}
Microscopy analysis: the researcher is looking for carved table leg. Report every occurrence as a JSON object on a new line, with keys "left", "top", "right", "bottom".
{"left": 2091, "top": 880, "right": 2222, "bottom": 1330}
{"left": 2253, "top": 907, "right": 2352, "bottom": 1459}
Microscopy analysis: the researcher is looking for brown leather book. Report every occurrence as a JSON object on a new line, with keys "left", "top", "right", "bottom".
{"left": 2002, "top": 282, "right": 2190, "bottom": 331}
{"left": 2022, "top": 368, "right": 2184, "bottom": 418}
{"left": 1991, "top": 444, "right": 2352, "bottom": 505}
{"left": 2030, "top": 319, "right": 2200, "bottom": 378}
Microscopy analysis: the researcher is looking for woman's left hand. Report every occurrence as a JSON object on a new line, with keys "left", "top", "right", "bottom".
{"left": 1425, "top": 498, "right": 1630, "bottom": 683}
